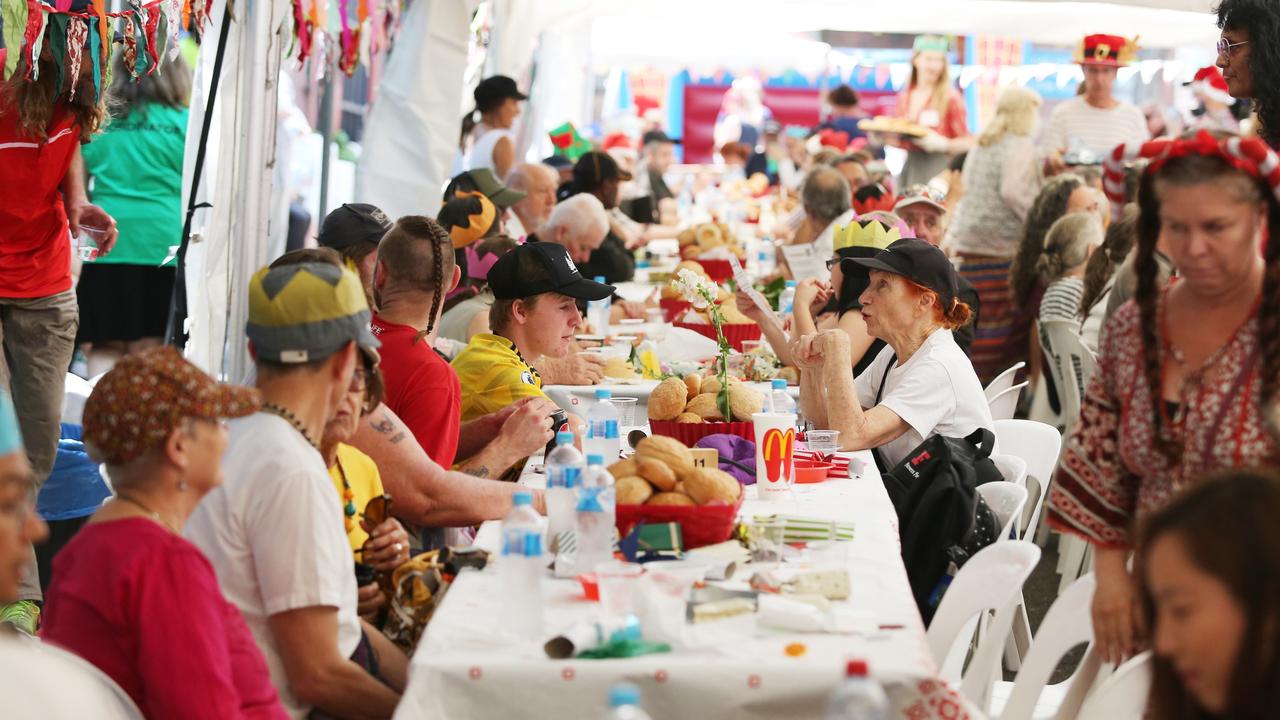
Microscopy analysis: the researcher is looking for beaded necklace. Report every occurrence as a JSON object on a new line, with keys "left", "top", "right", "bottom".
{"left": 261, "top": 402, "right": 319, "bottom": 450}
{"left": 333, "top": 455, "right": 357, "bottom": 532}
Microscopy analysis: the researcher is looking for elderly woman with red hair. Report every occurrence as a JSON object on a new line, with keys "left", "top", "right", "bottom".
{"left": 793, "top": 238, "right": 992, "bottom": 469}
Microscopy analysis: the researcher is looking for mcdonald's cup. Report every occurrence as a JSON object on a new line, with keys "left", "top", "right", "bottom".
{"left": 752, "top": 412, "right": 798, "bottom": 500}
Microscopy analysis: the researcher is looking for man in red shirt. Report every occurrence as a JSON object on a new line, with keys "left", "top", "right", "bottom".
{"left": 370, "top": 216, "right": 554, "bottom": 480}
{"left": 1, "top": 20, "right": 119, "bottom": 607}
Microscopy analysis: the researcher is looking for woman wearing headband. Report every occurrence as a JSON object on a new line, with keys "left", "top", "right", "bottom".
{"left": 40, "top": 348, "right": 285, "bottom": 718}
{"left": 1047, "top": 130, "right": 1280, "bottom": 667}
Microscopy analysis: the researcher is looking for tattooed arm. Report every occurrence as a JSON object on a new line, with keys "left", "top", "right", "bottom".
{"left": 351, "top": 403, "right": 545, "bottom": 525}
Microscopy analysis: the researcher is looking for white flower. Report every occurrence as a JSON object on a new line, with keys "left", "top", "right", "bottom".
{"left": 674, "top": 268, "right": 717, "bottom": 309}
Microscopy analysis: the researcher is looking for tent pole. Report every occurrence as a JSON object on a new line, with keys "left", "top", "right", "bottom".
{"left": 165, "top": 5, "right": 233, "bottom": 348}
{"left": 317, "top": 71, "right": 335, "bottom": 221}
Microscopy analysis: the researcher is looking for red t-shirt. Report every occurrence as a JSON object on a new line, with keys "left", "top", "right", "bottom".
{"left": 371, "top": 313, "right": 462, "bottom": 467}
{"left": 0, "top": 102, "right": 77, "bottom": 298}
{"left": 40, "top": 518, "right": 286, "bottom": 719}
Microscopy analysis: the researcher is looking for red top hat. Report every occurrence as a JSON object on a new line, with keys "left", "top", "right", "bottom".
{"left": 1191, "top": 66, "right": 1235, "bottom": 105}
{"left": 1075, "top": 34, "right": 1138, "bottom": 67}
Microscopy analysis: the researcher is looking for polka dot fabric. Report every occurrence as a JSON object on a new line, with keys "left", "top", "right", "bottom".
{"left": 83, "top": 347, "right": 262, "bottom": 465}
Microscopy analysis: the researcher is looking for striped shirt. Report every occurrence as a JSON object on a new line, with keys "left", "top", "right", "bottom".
{"left": 1039, "top": 96, "right": 1148, "bottom": 159}
{"left": 1039, "top": 277, "right": 1085, "bottom": 324}
{"left": 451, "top": 333, "right": 545, "bottom": 422}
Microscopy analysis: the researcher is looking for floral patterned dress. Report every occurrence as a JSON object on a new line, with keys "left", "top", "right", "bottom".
{"left": 1047, "top": 298, "right": 1277, "bottom": 548}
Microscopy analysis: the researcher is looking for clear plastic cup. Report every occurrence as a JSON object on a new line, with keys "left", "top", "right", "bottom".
{"left": 611, "top": 397, "right": 638, "bottom": 428}
{"left": 595, "top": 561, "right": 644, "bottom": 623}
{"left": 747, "top": 517, "right": 788, "bottom": 563}
{"left": 805, "top": 429, "right": 841, "bottom": 459}
{"left": 77, "top": 225, "right": 108, "bottom": 261}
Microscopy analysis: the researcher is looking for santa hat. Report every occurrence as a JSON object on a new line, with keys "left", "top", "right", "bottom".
{"left": 601, "top": 132, "right": 637, "bottom": 154}
{"left": 1075, "top": 33, "right": 1139, "bottom": 67}
{"left": 1191, "top": 66, "right": 1236, "bottom": 106}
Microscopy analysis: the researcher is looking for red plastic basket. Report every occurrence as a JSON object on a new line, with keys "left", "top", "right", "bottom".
{"left": 672, "top": 321, "right": 762, "bottom": 352}
{"left": 696, "top": 259, "right": 733, "bottom": 283}
{"left": 659, "top": 298, "right": 691, "bottom": 323}
{"left": 616, "top": 494, "right": 745, "bottom": 549}
{"left": 649, "top": 419, "right": 755, "bottom": 446}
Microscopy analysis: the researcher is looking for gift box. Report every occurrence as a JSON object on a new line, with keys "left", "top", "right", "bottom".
{"left": 616, "top": 495, "right": 744, "bottom": 550}
{"left": 672, "top": 321, "right": 762, "bottom": 352}
{"left": 649, "top": 419, "right": 755, "bottom": 447}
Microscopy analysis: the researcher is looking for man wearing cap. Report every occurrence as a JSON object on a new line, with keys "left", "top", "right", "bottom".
{"left": 452, "top": 243, "right": 614, "bottom": 423}
{"left": 1042, "top": 34, "right": 1148, "bottom": 173}
{"left": 444, "top": 168, "right": 527, "bottom": 220}
{"left": 317, "top": 202, "right": 393, "bottom": 309}
{"left": 793, "top": 238, "right": 992, "bottom": 470}
{"left": 636, "top": 129, "right": 679, "bottom": 212}
{"left": 185, "top": 262, "right": 406, "bottom": 717}
{"left": 571, "top": 151, "right": 638, "bottom": 283}
{"left": 893, "top": 186, "right": 980, "bottom": 354}
{"left": 370, "top": 216, "right": 554, "bottom": 481}
{"left": 505, "top": 163, "right": 559, "bottom": 239}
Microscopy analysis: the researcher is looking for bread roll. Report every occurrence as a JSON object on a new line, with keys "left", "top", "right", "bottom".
{"left": 637, "top": 457, "right": 677, "bottom": 491}
{"left": 683, "top": 467, "right": 742, "bottom": 505}
{"left": 647, "top": 492, "right": 696, "bottom": 507}
{"left": 728, "top": 383, "right": 764, "bottom": 422}
{"left": 608, "top": 458, "right": 638, "bottom": 478}
{"left": 685, "top": 393, "right": 724, "bottom": 421}
{"left": 616, "top": 476, "right": 654, "bottom": 505}
{"left": 647, "top": 377, "right": 689, "bottom": 421}
{"left": 683, "top": 373, "right": 702, "bottom": 398}
{"left": 635, "top": 435, "right": 695, "bottom": 478}
{"left": 676, "top": 412, "right": 703, "bottom": 424}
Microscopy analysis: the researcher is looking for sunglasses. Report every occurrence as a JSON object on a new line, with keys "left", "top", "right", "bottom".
{"left": 362, "top": 494, "right": 392, "bottom": 527}
{"left": 1217, "top": 37, "right": 1249, "bottom": 57}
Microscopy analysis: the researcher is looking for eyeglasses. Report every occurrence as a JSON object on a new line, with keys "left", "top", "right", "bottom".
{"left": 1217, "top": 37, "right": 1249, "bottom": 57}
{"left": 826, "top": 258, "right": 841, "bottom": 270}
{"left": 349, "top": 368, "right": 367, "bottom": 394}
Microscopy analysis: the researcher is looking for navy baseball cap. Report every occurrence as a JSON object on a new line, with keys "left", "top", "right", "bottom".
{"left": 317, "top": 203, "right": 392, "bottom": 251}
{"left": 848, "top": 238, "right": 959, "bottom": 306}
{"left": 487, "top": 242, "right": 614, "bottom": 301}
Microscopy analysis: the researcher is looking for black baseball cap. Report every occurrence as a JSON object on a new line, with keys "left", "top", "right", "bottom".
{"left": 848, "top": 238, "right": 959, "bottom": 306}
{"left": 443, "top": 169, "right": 526, "bottom": 208}
{"left": 317, "top": 203, "right": 392, "bottom": 251}
{"left": 474, "top": 75, "right": 528, "bottom": 111}
{"left": 487, "top": 242, "right": 614, "bottom": 301}
{"left": 573, "top": 151, "right": 632, "bottom": 192}
{"left": 641, "top": 129, "right": 680, "bottom": 146}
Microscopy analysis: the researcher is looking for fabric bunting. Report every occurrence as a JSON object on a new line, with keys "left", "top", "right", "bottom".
{"left": 64, "top": 16, "right": 85, "bottom": 100}
{"left": 122, "top": 14, "right": 137, "bottom": 80}
{"left": 1, "top": 0, "right": 28, "bottom": 78}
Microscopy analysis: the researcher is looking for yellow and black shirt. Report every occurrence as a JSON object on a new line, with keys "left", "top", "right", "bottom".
{"left": 451, "top": 333, "right": 545, "bottom": 421}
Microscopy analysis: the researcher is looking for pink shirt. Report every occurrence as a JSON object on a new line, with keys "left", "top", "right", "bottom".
{"left": 41, "top": 518, "right": 286, "bottom": 719}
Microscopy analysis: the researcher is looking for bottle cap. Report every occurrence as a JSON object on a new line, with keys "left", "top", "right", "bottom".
{"left": 512, "top": 490, "right": 533, "bottom": 507}
{"left": 785, "top": 280, "right": 797, "bottom": 287}
{"left": 595, "top": 388, "right": 613, "bottom": 400}
{"left": 556, "top": 431, "right": 575, "bottom": 445}
{"left": 594, "top": 275, "right": 607, "bottom": 283}
{"left": 586, "top": 454, "right": 604, "bottom": 465}
{"left": 772, "top": 378, "right": 787, "bottom": 390}
{"left": 608, "top": 683, "right": 641, "bottom": 708}
{"left": 845, "top": 659, "right": 870, "bottom": 678}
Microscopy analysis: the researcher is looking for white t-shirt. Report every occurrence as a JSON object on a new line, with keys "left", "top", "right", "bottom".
{"left": 1039, "top": 96, "right": 1149, "bottom": 159}
{"left": 0, "top": 629, "right": 141, "bottom": 719}
{"left": 465, "top": 127, "right": 514, "bottom": 173}
{"left": 855, "top": 329, "right": 994, "bottom": 468}
{"left": 185, "top": 413, "right": 361, "bottom": 719}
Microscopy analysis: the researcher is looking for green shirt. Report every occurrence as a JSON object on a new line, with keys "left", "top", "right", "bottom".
{"left": 81, "top": 103, "right": 188, "bottom": 266}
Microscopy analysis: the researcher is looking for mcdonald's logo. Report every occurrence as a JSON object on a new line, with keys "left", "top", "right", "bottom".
{"left": 761, "top": 427, "right": 795, "bottom": 483}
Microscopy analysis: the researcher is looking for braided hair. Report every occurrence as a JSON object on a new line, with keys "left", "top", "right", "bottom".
{"left": 375, "top": 217, "right": 456, "bottom": 343}
{"left": 1009, "top": 174, "right": 1086, "bottom": 304}
{"left": 1133, "top": 152, "right": 1280, "bottom": 461}
{"left": 1080, "top": 204, "right": 1137, "bottom": 316}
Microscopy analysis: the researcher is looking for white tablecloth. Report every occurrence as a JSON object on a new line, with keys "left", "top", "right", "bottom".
{"left": 394, "top": 452, "right": 939, "bottom": 720}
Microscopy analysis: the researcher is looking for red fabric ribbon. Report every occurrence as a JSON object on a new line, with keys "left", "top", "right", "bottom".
{"left": 1148, "top": 130, "right": 1260, "bottom": 179}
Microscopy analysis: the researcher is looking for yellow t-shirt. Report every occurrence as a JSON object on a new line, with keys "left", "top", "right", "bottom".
{"left": 451, "top": 333, "right": 547, "bottom": 422}
{"left": 327, "top": 443, "right": 386, "bottom": 555}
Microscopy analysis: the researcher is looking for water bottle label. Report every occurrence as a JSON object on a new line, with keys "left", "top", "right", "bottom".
{"left": 548, "top": 465, "right": 581, "bottom": 489}
{"left": 588, "top": 419, "right": 619, "bottom": 440}
{"left": 604, "top": 419, "right": 618, "bottom": 440}
{"left": 575, "top": 486, "right": 605, "bottom": 513}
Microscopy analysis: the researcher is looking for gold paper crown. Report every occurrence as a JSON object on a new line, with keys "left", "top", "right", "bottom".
{"left": 832, "top": 220, "right": 901, "bottom": 252}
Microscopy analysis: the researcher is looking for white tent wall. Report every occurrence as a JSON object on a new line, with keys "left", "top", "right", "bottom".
{"left": 354, "top": 0, "right": 479, "bottom": 220}
{"left": 181, "top": 0, "right": 291, "bottom": 379}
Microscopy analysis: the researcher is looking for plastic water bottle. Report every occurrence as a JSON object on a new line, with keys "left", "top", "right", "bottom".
{"left": 769, "top": 378, "right": 796, "bottom": 414}
{"left": 605, "top": 683, "right": 653, "bottom": 720}
{"left": 587, "top": 276, "right": 612, "bottom": 335}
{"left": 574, "top": 455, "right": 616, "bottom": 576}
{"left": 826, "top": 660, "right": 889, "bottom": 720}
{"left": 779, "top": 280, "right": 798, "bottom": 315}
{"left": 585, "top": 389, "right": 622, "bottom": 462}
{"left": 758, "top": 236, "right": 776, "bottom": 276}
{"left": 499, "top": 490, "right": 546, "bottom": 638}
{"left": 545, "top": 431, "right": 584, "bottom": 550}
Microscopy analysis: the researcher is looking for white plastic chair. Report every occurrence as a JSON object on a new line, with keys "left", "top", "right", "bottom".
{"left": 991, "top": 574, "right": 1096, "bottom": 720}
{"left": 977, "top": 482, "right": 1029, "bottom": 542}
{"left": 991, "top": 419, "right": 1063, "bottom": 543}
{"left": 928, "top": 540, "right": 1042, "bottom": 712}
{"left": 988, "top": 382, "right": 1030, "bottom": 422}
{"left": 993, "top": 454, "right": 1028, "bottom": 490}
{"left": 984, "top": 361, "right": 1026, "bottom": 401}
{"left": 1039, "top": 319, "right": 1097, "bottom": 433}
{"left": 1076, "top": 651, "right": 1154, "bottom": 720}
